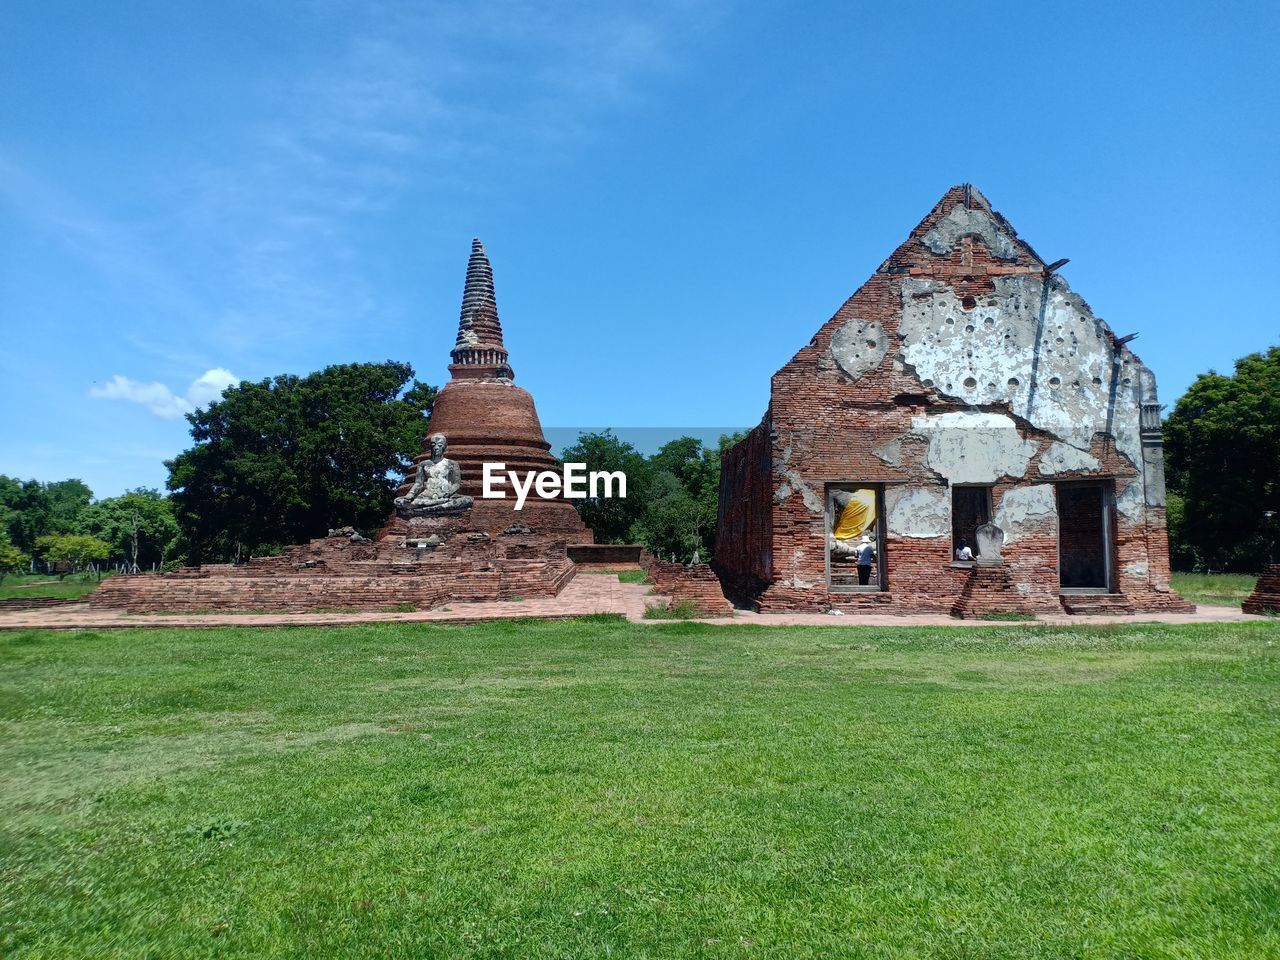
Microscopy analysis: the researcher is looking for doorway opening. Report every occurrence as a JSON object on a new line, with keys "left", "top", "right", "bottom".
{"left": 1057, "top": 481, "right": 1114, "bottom": 591}
{"left": 826, "top": 484, "right": 886, "bottom": 592}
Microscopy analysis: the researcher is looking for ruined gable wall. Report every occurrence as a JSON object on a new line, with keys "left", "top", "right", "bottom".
{"left": 748, "top": 186, "right": 1181, "bottom": 612}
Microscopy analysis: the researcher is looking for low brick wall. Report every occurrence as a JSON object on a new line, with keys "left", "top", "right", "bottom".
{"left": 0, "top": 597, "right": 85, "bottom": 612}
{"left": 641, "top": 552, "right": 733, "bottom": 616}
{"left": 567, "top": 544, "right": 643, "bottom": 565}
{"left": 89, "top": 556, "right": 577, "bottom": 615}
{"left": 950, "top": 564, "right": 1046, "bottom": 619}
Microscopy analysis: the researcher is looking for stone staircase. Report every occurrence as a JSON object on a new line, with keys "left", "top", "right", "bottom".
{"left": 951, "top": 564, "right": 1042, "bottom": 619}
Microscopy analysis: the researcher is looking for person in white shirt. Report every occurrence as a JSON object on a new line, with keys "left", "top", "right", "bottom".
{"left": 856, "top": 538, "right": 876, "bottom": 585}
{"left": 955, "top": 540, "right": 975, "bottom": 562}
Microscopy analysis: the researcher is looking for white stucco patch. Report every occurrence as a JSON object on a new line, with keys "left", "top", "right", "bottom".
{"left": 830, "top": 317, "right": 889, "bottom": 380}
{"left": 994, "top": 485, "right": 1057, "bottom": 543}
{"left": 909, "top": 411, "right": 1036, "bottom": 484}
{"left": 886, "top": 486, "right": 950, "bottom": 538}
{"left": 872, "top": 438, "right": 903, "bottom": 468}
{"left": 1124, "top": 561, "right": 1150, "bottom": 578}
{"left": 898, "top": 275, "right": 1147, "bottom": 477}
{"left": 919, "top": 206, "right": 1020, "bottom": 261}
{"left": 773, "top": 444, "right": 825, "bottom": 514}
{"left": 1116, "top": 478, "right": 1145, "bottom": 522}
{"left": 1039, "top": 442, "right": 1101, "bottom": 476}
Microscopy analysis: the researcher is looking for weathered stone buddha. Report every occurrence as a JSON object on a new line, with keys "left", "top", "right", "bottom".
{"left": 394, "top": 433, "right": 473, "bottom": 516}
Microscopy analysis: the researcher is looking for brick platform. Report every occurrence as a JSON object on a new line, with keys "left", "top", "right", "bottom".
{"left": 950, "top": 564, "right": 1049, "bottom": 619}
{"left": 90, "top": 525, "right": 578, "bottom": 614}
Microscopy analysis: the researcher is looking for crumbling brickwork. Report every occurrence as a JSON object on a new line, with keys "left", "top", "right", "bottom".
{"left": 717, "top": 185, "right": 1191, "bottom": 616}
{"left": 91, "top": 525, "right": 577, "bottom": 614}
{"left": 642, "top": 551, "right": 733, "bottom": 616}
{"left": 1243, "top": 566, "right": 1280, "bottom": 615}
{"left": 714, "top": 420, "right": 773, "bottom": 605}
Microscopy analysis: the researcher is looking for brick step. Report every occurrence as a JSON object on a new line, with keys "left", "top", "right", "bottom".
{"left": 1059, "top": 593, "right": 1134, "bottom": 615}
{"left": 0, "top": 596, "right": 86, "bottom": 611}
{"left": 827, "top": 591, "right": 899, "bottom": 612}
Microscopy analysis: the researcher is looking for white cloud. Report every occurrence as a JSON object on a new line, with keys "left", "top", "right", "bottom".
{"left": 90, "top": 368, "right": 238, "bottom": 420}
{"left": 186, "top": 368, "right": 240, "bottom": 407}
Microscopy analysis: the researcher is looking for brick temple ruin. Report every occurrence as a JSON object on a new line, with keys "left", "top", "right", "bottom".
{"left": 91, "top": 186, "right": 1201, "bottom": 620}
{"left": 716, "top": 185, "right": 1193, "bottom": 617}
{"left": 93, "top": 240, "right": 599, "bottom": 614}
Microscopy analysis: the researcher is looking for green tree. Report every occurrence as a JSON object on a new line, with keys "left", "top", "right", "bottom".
{"left": 43, "top": 479, "right": 93, "bottom": 533}
{"left": 0, "top": 476, "right": 94, "bottom": 551}
{"left": 166, "top": 362, "right": 436, "bottom": 563}
{"left": 628, "top": 434, "right": 741, "bottom": 562}
{"left": 34, "top": 534, "right": 112, "bottom": 578}
{"left": 76, "top": 489, "right": 180, "bottom": 572}
{"left": 631, "top": 471, "right": 707, "bottom": 562}
{"left": 1164, "top": 346, "right": 1280, "bottom": 571}
{"left": 559, "top": 431, "right": 651, "bottom": 544}
{"left": 0, "top": 476, "right": 51, "bottom": 552}
{"left": 0, "top": 538, "right": 28, "bottom": 581}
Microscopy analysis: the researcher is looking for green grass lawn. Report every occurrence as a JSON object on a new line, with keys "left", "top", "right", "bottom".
{"left": 0, "top": 572, "right": 108, "bottom": 601}
{"left": 1172, "top": 572, "right": 1259, "bottom": 608}
{"left": 2, "top": 618, "right": 1278, "bottom": 958}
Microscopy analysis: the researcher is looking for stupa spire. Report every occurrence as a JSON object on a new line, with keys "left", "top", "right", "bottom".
{"left": 450, "top": 238, "right": 514, "bottom": 381}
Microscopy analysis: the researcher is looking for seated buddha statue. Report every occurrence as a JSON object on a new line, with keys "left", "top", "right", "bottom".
{"left": 394, "top": 433, "right": 474, "bottom": 516}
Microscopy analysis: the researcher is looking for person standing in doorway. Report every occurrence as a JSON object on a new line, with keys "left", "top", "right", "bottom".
{"left": 856, "top": 537, "right": 876, "bottom": 586}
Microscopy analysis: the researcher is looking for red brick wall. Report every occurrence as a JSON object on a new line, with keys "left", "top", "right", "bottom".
{"left": 642, "top": 552, "right": 733, "bottom": 616}
{"left": 715, "top": 419, "right": 773, "bottom": 603}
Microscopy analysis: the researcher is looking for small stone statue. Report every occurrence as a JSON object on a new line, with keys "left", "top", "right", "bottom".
{"left": 974, "top": 521, "right": 1005, "bottom": 565}
{"left": 394, "top": 433, "right": 473, "bottom": 517}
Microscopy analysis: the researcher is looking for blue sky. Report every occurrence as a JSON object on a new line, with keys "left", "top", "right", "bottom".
{"left": 2, "top": 0, "right": 1277, "bottom": 497}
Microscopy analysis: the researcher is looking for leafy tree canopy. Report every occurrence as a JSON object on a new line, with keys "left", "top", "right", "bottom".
{"left": 0, "top": 538, "right": 28, "bottom": 581}
{"left": 1164, "top": 345, "right": 1280, "bottom": 571}
{"left": 166, "top": 361, "right": 436, "bottom": 562}
{"left": 563, "top": 431, "right": 743, "bottom": 562}
{"left": 34, "top": 534, "right": 112, "bottom": 577}
{"left": 558, "top": 431, "right": 651, "bottom": 545}
{"left": 0, "top": 476, "right": 93, "bottom": 552}
{"left": 75, "top": 489, "right": 180, "bottom": 571}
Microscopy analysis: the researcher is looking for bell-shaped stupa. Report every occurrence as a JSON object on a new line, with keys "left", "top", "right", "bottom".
{"left": 391, "top": 239, "right": 593, "bottom": 543}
